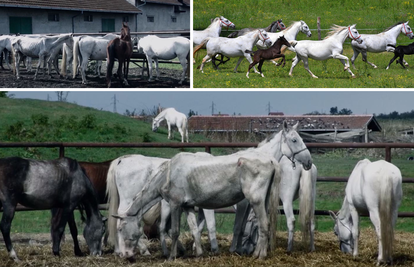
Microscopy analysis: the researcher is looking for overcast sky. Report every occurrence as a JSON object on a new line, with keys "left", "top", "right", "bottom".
{"left": 8, "top": 90, "right": 414, "bottom": 116}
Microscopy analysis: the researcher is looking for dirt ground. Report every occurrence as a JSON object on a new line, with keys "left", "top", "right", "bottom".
{"left": 0, "top": 61, "right": 190, "bottom": 89}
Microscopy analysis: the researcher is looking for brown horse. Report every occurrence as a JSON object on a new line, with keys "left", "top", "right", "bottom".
{"left": 106, "top": 22, "right": 133, "bottom": 87}
{"left": 245, "top": 35, "right": 292, "bottom": 78}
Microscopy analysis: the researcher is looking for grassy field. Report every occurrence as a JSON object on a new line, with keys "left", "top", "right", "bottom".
{"left": 193, "top": 0, "right": 414, "bottom": 88}
{"left": 1, "top": 98, "right": 414, "bottom": 236}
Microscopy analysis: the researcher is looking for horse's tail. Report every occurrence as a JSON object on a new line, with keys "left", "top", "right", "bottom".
{"left": 298, "top": 164, "right": 317, "bottom": 252}
{"left": 186, "top": 50, "right": 190, "bottom": 78}
{"left": 61, "top": 44, "right": 67, "bottom": 77}
{"left": 105, "top": 158, "right": 120, "bottom": 247}
{"left": 379, "top": 168, "right": 397, "bottom": 263}
{"left": 227, "top": 31, "right": 239, "bottom": 38}
{"left": 72, "top": 38, "right": 80, "bottom": 79}
{"left": 245, "top": 49, "right": 254, "bottom": 55}
{"left": 193, "top": 38, "right": 210, "bottom": 58}
{"left": 268, "top": 160, "right": 281, "bottom": 251}
{"left": 106, "top": 39, "right": 116, "bottom": 86}
{"left": 387, "top": 44, "right": 396, "bottom": 48}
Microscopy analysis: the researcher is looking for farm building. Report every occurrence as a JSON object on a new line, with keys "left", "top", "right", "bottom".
{"left": 188, "top": 114, "right": 382, "bottom": 143}
{"left": 0, "top": 0, "right": 189, "bottom": 34}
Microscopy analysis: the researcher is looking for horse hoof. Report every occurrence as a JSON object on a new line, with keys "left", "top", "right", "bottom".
{"left": 351, "top": 75, "right": 356, "bottom": 78}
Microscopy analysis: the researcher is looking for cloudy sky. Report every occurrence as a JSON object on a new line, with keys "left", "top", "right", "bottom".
{"left": 8, "top": 89, "right": 414, "bottom": 116}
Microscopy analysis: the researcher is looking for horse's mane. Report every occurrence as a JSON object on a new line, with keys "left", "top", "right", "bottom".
{"left": 383, "top": 21, "right": 404, "bottom": 32}
{"left": 283, "top": 21, "right": 301, "bottom": 32}
{"left": 324, "top": 25, "right": 348, "bottom": 39}
{"left": 257, "top": 132, "right": 279, "bottom": 148}
{"left": 206, "top": 17, "right": 221, "bottom": 29}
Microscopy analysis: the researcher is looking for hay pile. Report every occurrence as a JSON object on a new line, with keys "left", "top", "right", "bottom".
{"left": 1, "top": 229, "right": 414, "bottom": 266}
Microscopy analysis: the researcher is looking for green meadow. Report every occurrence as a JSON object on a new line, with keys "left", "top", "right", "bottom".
{"left": 193, "top": 0, "right": 414, "bottom": 88}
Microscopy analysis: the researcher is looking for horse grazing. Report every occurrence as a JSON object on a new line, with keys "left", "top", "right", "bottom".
{"left": 351, "top": 21, "right": 414, "bottom": 68}
{"left": 114, "top": 121, "right": 312, "bottom": 260}
{"left": 0, "top": 157, "right": 105, "bottom": 262}
{"left": 193, "top": 16, "right": 235, "bottom": 46}
{"left": 152, "top": 107, "right": 189, "bottom": 143}
{"left": 137, "top": 35, "right": 190, "bottom": 84}
{"left": 231, "top": 122, "right": 317, "bottom": 253}
{"left": 194, "top": 29, "right": 272, "bottom": 73}
{"left": 228, "top": 19, "right": 286, "bottom": 38}
{"left": 106, "top": 154, "right": 218, "bottom": 259}
{"left": 106, "top": 22, "right": 133, "bottom": 87}
{"left": 289, "top": 24, "right": 362, "bottom": 78}
{"left": 329, "top": 159, "right": 402, "bottom": 265}
{"left": 245, "top": 35, "right": 292, "bottom": 78}
{"left": 386, "top": 42, "right": 414, "bottom": 69}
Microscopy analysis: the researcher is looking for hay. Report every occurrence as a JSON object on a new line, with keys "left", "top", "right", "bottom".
{"left": 1, "top": 229, "right": 414, "bottom": 266}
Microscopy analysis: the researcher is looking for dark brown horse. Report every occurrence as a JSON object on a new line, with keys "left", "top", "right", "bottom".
{"left": 106, "top": 22, "right": 133, "bottom": 87}
{"left": 245, "top": 35, "right": 292, "bottom": 78}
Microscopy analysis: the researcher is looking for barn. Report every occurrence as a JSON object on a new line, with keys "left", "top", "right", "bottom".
{"left": 188, "top": 114, "right": 382, "bottom": 143}
{"left": 0, "top": 0, "right": 189, "bottom": 34}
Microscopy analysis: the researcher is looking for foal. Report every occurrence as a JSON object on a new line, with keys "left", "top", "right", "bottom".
{"left": 386, "top": 42, "right": 414, "bottom": 69}
{"left": 245, "top": 35, "right": 292, "bottom": 78}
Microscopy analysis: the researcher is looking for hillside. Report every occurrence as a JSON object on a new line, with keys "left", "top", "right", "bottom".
{"left": 0, "top": 97, "right": 209, "bottom": 161}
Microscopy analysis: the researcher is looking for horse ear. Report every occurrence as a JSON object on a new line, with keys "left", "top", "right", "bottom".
{"left": 112, "top": 214, "right": 125, "bottom": 220}
{"left": 328, "top": 210, "right": 337, "bottom": 221}
{"left": 292, "top": 121, "right": 299, "bottom": 131}
{"left": 283, "top": 120, "right": 289, "bottom": 132}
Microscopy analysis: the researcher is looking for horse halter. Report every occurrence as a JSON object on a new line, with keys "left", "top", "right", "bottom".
{"left": 336, "top": 218, "right": 354, "bottom": 250}
{"left": 277, "top": 20, "right": 286, "bottom": 30}
{"left": 220, "top": 18, "right": 233, "bottom": 30}
{"left": 402, "top": 23, "right": 413, "bottom": 36}
{"left": 348, "top": 26, "right": 361, "bottom": 41}
{"left": 279, "top": 135, "right": 308, "bottom": 170}
{"left": 259, "top": 30, "right": 270, "bottom": 42}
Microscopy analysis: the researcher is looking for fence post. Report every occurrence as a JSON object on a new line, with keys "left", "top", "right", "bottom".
{"left": 205, "top": 146, "right": 211, "bottom": 154}
{"left": 317, "top": 17, "right": 321, "bottom": 40}
{"left": 59, "top": 145, "right": 65, "bottom": 158}
{"left": 385, "top": 146, "right": 391, "bottom": 162}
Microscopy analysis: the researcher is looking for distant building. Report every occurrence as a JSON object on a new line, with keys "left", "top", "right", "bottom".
{"left": 188, "top": 114, "right": 381, "bottom": 143}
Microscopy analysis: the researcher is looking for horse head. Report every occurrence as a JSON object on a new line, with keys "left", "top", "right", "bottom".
{"left": 152, "top": 118, "right": 160, "bottom": 132}
{"left": 329, "top": 210, "right": 354, "bottom": 254}
{"left": 83, "top": 213, "right": 106, "bottom": 256}
{"left": 278, "top": 35, "right": 291, "bottom": 48}
{"left": 280, "top": 121, "right": 312, "bottom": 170}
{"left": 111, "top": 213, "right": 142, "bottom": 259}
{"left": 258, "top": 29, "right": 272, "bottom": 47}
{"left": 219, "top": 16, "right": 235, "bottom": 29}
{"left": 121, "top": 22, "right": 131, "bottom": 41}
{"left": 347, "top": 24, "right": 363, "bottom": 44}
{"left": 275, "top": 19, "right": 286, "bottom": 31}
{"left": 300, "top": 21, "right": 312, "bottom": 37}
{"left": 402, "top": 21, "right": 414, "bottom": 39}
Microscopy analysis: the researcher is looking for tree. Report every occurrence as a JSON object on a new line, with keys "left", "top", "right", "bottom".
{"left": 56, "top": 92, "right": 69, "bottom": 102}
{"left": 0, "top": 91, "right": 8, "bottom": 98}
{"left": 330, "top": 106, "right": 338, "bottom": 115}
{"left": 338, "top": 108, "right": 353, "bottom": 115}
{"left": 188, "top": 109, "right": 198, "bottom": 117}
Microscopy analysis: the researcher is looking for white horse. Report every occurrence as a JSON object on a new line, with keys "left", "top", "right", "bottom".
{"left": 114, "top": 121, "right": 313, "bottom": 260}
{"left": 351, "top": 21, "right": 414, "bottom": 69}
{"left": 288, "top": 24, "right": 363, "bottom": 78}
{"left": 329, "top": 159, "right": 402, "bottom": 265}
{"left": 106, "top": 154, "right": 219, "bottom": 259}
{"left": 152, "top": 107, "right": 188, "bottom": 143}
{"left": 231, "top": 124, "right": 317, "bottom": 253}
{"left": 11, "top": 33, "right": 73, "bottom": 80}
{"left": 137, "top": 35, "right": 190, "bottom": 84}
{"left": 0, "top": 35, "right": 14, "bottom": 70}
{"left": 194, "top": 29, "right": 272, "bottom": 73}
{"left": 193, "top": 16, "right": 235, "bottom": 46}
{"left": 71, "top": 34, "right": 118, "bottom": 84}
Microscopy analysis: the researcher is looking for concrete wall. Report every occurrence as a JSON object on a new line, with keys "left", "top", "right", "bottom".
{"left": 0, "top": 7, "right": 137, "bottom": 34}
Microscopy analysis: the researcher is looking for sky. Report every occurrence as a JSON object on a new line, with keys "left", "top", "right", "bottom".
{"left": 8, "top": 90, "right": 414, "bottom": 116}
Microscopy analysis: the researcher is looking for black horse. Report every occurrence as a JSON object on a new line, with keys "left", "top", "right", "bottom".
{"left": 0, "top": 157, "right": 105, "bottom": 262}
{"left": 386, "top": 42, "right": 414, "bottom": 69}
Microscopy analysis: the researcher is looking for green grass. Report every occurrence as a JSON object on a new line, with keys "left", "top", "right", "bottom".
{"left": 193, "top": 0, "right": 414, "bottom": 88}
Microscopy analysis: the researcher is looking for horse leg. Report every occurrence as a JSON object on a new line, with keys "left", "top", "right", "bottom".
{"left": 185, "top": 207, "right": 203, "bottom": 257}
{"left": 178, "top": 55, "right": 187, "bottom": 84}
{"left": 246, "top": 59, "right": 257, "bottom": 78}
{"left": 203, "top": 209, "right": 219, "bottom": 254}
{"left": 386, "top": 54, "right": 398, "bottom": 70}
{"left": 66, "top": 210, "right": 83, "bottom": 256}
{"left": 302, "top": 57, "right": 318, "bottom": 78}
{"left": 159, "top": 200, "right": 171, "bottom": 257}
{"left": 289, "top": 56, "right": 301, "bottom": 76}
{"left": 258, "top": 60, "right": 265, "bottom": 77}
{"left": 154, "top": 58, "right": 160, "bottom": 80}
{"left": 361, "top": 50, "right": 377, "bottom": 68}
{"left": 398, "top": 54, "right": 407, "bottom": 69}
{"left": 0, "top": 201, "right": 20, "bottom": 262}
{"left": 350, "top": 47, "right": 360, "bottom": 69}
{"left": 368, "top": 209, "right": 384, "bottom": 264}
{"left": 333, "top": 54, "right": 356, "bottom": 78}
{"left": 168, "top": 204, "right": 182, "bottom": 260}
{"left": 50, "top": 207, "right": 70, "bottom": 256}
{"left": 81, "top": 58, "right": 89, "bottom": 85}
{"left": 234, "top": 57, "right": 244, "bottom": 73}
{"left": 229, "top": 199, "right": 251, "bottom": 254}
{"left": 14, "top": 51, "right": 21, "bottom": 80}
{"left": 198, "top": 54, "right": 212, "bottom": 73}
{"left": 282, "top": 200, "right": 296, "bottom": 252}
{"left": 250, "top": 201, "right": 269, "bottom": 259}
{"left": 147, "top": 56, "right": 154, "bottom": 81}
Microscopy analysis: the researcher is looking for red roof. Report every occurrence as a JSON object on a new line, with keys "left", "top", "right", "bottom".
{"left": 188, "top": 115, "right": 381, "bottom": 133}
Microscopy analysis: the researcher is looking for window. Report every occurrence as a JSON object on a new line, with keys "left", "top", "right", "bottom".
{"left": 48, "top": 13, "right": 59, "bottom": 22}
{"left": 171, "top": 17, "right": 177, "bottom": 23}
{"left": 84, "top": 15, "right": 93, "bottom": 22}
{"left": 147, "top": 16, "right": 154, "bottom": 23}
{"left": 123, "top": 16, "right": 129, "bottom": 22}
{"left": 102, "top": 19, "right": 115, "bottom": 32}
{"left": 9, "top": 17, "right": 32, "bottom": 34}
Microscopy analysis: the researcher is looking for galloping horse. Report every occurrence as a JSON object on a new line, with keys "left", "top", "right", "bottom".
{"left": 193, "top": 16, "right": 235, "bottom": 46}
{"left": 106, "top": 22, "right": 133, "bottom": 87}
{"left": 114, "top": 121, "right": 312, "bottom": 260}
{"left": 0, "top": 157, "right": 105, "bottom": 262}
{"left": 386, "top": 42, "right": 414, "bottom": 69}
{"left": 330, "top": 159, "right": 402, "bottom": 265}
{"left": 351, "top": 21, "right": 414, "bottom": 68}
{"left": 228, "top": 19, "right": 286, "bottom": 38}
{"left": 137, "top": 35, "right": 190, "bottom": 84}
{"left": 152, "top": 107, "right": 189, "bottom": 143}
{"left": 194, "top": 29, "right": 272, "bottom": 73}
{"left": 245, "top": 35, "right": 292, "bottom": 78}
{"left": 289, "top": 25, "right": 363, "bottom": 78}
